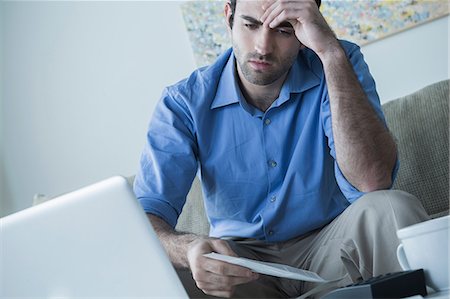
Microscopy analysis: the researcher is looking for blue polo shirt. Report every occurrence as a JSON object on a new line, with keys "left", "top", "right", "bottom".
{"left": 134, "top": 41, "right": 394, "bottom": 243}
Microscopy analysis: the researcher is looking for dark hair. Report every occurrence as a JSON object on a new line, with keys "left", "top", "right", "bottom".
{"left": 228, "top": 0, "right": 322, "bottom": 28}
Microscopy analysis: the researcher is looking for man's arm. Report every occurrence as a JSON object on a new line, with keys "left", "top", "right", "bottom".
{"left": 261, "top": 0, "right": 397, "bottom": 192}
{"left": 147, "top": 214, "right": 259, "bottom": 298}
{"left": 147, "top": 214, "right": 197, "bottom": 268}
{"left": 320, "top": 49, "right": 397, "bottom": 192}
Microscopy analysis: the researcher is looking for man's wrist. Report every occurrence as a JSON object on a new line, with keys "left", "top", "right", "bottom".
{"left": 147, "top": 213, "right": 201, "bottom": 269}
{"left": 176, "top": 234, "right": 201, "bottom": 269}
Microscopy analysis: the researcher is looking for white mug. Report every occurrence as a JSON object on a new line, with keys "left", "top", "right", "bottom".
{"left": 396, "top": 215, "right": 449, "bottom": 292}
{"left": 396, "top": 243, "right": 411, "bottom": 270}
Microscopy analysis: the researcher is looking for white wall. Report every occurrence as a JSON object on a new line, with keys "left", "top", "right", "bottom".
{"left": 361, "top": 15, "right": 449, "bottom": 103}
{"left": 1, "top": 2, "right": 449, "bottom": 217}
{"left": 1, "top": 1, "right": 196, "bottom": 216}
{"left": 0, "top": 1, "right": 4, "bottom": 214}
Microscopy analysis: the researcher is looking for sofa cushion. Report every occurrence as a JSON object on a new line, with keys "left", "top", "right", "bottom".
{"left": 382, "top": 80, "right": 449, "bottom": 218}
{"left": 175, "top": 176, "right": 209, "bottom": 235}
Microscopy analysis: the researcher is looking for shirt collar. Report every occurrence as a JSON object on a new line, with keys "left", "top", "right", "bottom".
{"left": 274, "top": 50, "right": 321, "bottom": 107}
{"left": 210, "top": 49, "right": 320, "bottom": 110}
{"left": 210, "top": 53, "right": 241, "bottom": 110}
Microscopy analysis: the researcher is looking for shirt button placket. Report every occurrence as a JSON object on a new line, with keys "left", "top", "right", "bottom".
{"left": 263, "top": 114, "right": 277, "bottom": 242}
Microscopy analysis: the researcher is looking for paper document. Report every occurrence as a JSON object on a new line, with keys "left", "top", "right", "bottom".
{"left": 204, "top": 253, "right": 330, "bottom": 283}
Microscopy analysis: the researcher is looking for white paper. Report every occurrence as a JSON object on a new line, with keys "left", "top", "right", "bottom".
{"left": 204, "top": 252, "right": 329, "bottom": 283}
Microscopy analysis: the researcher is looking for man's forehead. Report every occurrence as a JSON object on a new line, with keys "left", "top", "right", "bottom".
{"left": 235, "top": 0, "right": 265, "bottom": 15}
{"left": 234, "top": 0, "right": 321, "bottom": 10}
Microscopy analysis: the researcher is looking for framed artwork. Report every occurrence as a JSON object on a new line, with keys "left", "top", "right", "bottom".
{"left": 181, "top": 0, "right": 449, "bottom": 67}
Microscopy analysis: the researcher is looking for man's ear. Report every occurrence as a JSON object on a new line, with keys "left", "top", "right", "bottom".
{"left": 224, "top": 2, "right": 233, "bottom": 31}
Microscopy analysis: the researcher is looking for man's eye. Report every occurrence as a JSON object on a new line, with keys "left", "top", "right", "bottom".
{"left": 244, "top": 24, "right": 258, "bottom": 30}
{"left": 276, "top": 28, "right": 294, "bottom": 36}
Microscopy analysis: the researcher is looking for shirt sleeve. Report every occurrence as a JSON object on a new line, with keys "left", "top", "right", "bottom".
{"left": 321, "top": 41, "right": 399, "bottom": 203}
{"left": 133, "top": 87, "right": 199, "bottom": 228}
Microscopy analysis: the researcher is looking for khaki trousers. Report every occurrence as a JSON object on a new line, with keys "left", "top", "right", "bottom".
{"left": 177, "top": 190, "right": 430, "bottom": 298}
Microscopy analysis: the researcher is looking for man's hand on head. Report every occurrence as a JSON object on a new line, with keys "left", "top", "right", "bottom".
{"left": 260, "top": 0, "right": 341, "bottom": 59}
{"left": 187, "top": 238, "right": 259, "bottom": 298}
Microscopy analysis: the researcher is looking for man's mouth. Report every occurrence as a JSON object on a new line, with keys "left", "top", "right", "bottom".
{"left": 248, "top": 60, "right": 273, "bottom": 71}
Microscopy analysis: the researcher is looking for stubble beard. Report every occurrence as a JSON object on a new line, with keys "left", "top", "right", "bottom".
{"left": 233, "top": 44, "right": 298, "bottom": 86}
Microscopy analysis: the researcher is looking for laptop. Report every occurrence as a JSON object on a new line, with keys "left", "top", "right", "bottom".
{"left": 0, "top": 176, "right": 188, "bottom": 298}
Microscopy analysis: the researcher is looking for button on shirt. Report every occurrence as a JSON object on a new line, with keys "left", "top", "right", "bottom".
{"left": 134, "top": 41, "right": 396, "bottom": 243}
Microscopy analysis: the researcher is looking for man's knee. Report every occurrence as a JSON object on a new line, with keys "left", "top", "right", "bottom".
{"left": 348, "top": 190, "right": 429, "bottom": 229}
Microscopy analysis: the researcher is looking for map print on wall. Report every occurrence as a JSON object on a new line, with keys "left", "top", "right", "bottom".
{"left": 181, "top": 0, "right": 449, "bottom": 67}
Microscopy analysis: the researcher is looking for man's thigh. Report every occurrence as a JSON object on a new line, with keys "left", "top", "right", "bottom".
{"left": 246, "top": 190, "right": 430, "bottom": 296}
{"left": 295, "top": 190, "right": 429, "bottom": 294}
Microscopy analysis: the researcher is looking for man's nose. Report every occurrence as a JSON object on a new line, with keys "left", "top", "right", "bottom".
{"left": 254, "top": 28, "right": 273, "bottom": 56}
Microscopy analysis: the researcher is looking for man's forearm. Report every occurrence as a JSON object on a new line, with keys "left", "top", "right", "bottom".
{"left": 320, "top": 46, "right": 397, "bottom": 192}
{"left": 147, "top": 214, "right": 199, "bottom": 269}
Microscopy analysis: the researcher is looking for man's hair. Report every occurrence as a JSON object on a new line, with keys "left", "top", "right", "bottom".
{"left": 228, "top": 0, "right": 322, "bottom": 28}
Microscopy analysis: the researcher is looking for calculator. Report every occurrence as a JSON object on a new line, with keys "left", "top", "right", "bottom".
{"left": 321, "top": 269, "right": 427, "bottom": 299}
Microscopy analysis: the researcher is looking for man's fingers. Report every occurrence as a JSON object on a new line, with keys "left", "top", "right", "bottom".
{"left": 187, "top": 238, "right": 259, "bottom": 297}
{"left": 261, "top": 0, "right": 318, "bottom": 28}
{"left": 194, "top": 270, "right": 258, "bottom": 288}
{"left": 267, "top": 8, "right": 303, "bottom": 29}
{"left": 202, "top": 258, "right": 257, "bottom": 278}
{"left": 202, "top": 289, "right": 234, "bottom": 298}
{"left": 261, "top": 0, "right": 276, "bottom": 10}
{"left": 188, "top": 238, "right": 257, "bottom": 279}
{"left": 260, "top": 0, "right": 282, "bottom": 25}
{"left": 208, "top": 239, "right": 238, "bottom": 257}
{"left": 262, "top": 2, "right": 302, "bottom": 28}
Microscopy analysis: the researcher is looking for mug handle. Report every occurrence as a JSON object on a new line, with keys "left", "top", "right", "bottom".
{"left": 396, "top": 244, "right": 411, "bottom": 270}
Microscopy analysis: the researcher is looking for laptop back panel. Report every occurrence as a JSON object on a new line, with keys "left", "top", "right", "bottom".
{"left": 1, "top": 176, "right": 188, "bottom": 298}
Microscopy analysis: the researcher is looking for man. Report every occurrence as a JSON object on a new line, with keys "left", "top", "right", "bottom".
{"left": 134, "top": 0, "right": 429, "bottom": 297}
